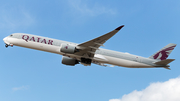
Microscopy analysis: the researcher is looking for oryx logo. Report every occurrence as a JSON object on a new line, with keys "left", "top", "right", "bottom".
{"left": 65, "top": 46, "right": 68, "bottom": 49}
{"left": 153, "top": 45, "right": 176, "bottom": 60}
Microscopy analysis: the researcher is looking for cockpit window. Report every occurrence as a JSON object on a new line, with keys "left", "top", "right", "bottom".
{"left": 10, "top": 34, "right": 13, "bottom": 37}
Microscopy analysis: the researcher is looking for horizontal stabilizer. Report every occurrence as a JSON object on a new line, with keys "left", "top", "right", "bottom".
{"left": 163, "top": 67, "right": 171, "bottom": 70}
{"left": 154, "top": 59, "right": 175, "bottom": 65}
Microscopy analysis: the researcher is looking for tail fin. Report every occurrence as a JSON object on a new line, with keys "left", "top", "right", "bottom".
{"left": 149, "top": 43, "right": 177, "bottom": 60}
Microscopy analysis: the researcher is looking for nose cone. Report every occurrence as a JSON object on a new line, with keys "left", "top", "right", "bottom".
{"left": 3, "top": 37, "right": 8, "bottom": 42}
{"left": 3, "top": 37, "right": 9, "bottom": 44}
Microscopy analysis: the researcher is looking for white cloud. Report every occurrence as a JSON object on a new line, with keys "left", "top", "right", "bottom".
{"left": 109, "top": 77, "right": 180, "bottom": 101}
{"left": 12, "top": 85, "right": 29, "bottom": 91}
{"left": 68, "top": 0, "right": 116, "bottom": 17}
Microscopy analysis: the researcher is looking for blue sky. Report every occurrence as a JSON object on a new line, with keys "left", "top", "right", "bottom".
{"left": 0, "top": 0, "right": 180, "bottom": 101}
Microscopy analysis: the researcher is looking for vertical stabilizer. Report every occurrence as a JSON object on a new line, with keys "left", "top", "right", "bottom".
{"left": 149, "top": 43, "right": 176, "bottom": 60}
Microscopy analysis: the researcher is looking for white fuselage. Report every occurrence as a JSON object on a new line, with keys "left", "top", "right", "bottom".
{"left": 3, "top": 33, "right": 158, "bottom": 68}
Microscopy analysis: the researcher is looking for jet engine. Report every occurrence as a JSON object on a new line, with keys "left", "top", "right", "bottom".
{"left": 60, "top": 44, "right": 79, "bottom": 54}
{"left": 62, "top": 56, "right": 79, "bottom": 66}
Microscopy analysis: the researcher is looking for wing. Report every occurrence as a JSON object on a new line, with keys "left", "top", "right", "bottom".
{"left": 75, "top": 25, "right": 124, "bottom": 58}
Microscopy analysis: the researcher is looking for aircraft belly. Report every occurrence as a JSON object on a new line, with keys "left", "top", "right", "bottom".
{"left": 93, "top": 54, "right": 108, "bottom": 62}
{"left": 103, "top": 55, "right": 152, "bottom": 68}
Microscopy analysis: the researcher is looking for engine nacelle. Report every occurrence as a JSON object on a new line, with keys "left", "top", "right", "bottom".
{"left": 62, "top": 56, "right": 79, "bottom": 66}
{"left": 60, "top": 44, "right": 78, "bottom": 54}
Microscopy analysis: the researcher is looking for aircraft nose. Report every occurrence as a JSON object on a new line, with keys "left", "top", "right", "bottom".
{"left": 3, "top": 37, "right": 7, "bottom": 41}
{"left": 3, "top": 37, "right": 8, "bottom": 42}
{"left": 3, "top": 37, "right": 9, "bottom": 44}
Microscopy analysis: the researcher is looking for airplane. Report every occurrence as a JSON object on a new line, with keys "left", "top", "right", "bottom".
{"left": 3, "top": 25, "right": 177, "bottom": 69}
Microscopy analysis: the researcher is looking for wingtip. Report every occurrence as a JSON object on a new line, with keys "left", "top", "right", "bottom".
{"left": 115, "top": 25, "right": 124, "bottom": 30}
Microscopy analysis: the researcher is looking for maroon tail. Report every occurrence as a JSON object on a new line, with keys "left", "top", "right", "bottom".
{"left": 149, "top": 43, "right": 177, "bottom": 60}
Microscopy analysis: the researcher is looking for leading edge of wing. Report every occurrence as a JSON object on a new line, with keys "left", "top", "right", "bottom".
{"left": 75, "top": 25, "right": 124, "bottom": 58}
{"left": 78, "top": 25, "right": 124, "bottom": 48}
